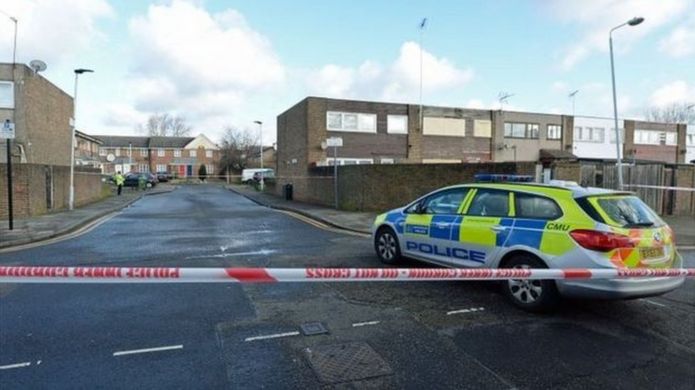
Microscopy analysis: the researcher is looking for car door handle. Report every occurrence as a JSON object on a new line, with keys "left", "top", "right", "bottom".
{"left": 490, "top": 225, "right": 505, "bottom": 233}
{"left": 434, "top": 223, "right": 450, "bottom": 229}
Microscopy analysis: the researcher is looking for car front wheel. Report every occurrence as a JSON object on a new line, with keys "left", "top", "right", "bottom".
{"left": 501, "top": 254, "right": 560, "bottom": 312}
{"left": 374, "top": 227, "right": 401, "bottom": 265}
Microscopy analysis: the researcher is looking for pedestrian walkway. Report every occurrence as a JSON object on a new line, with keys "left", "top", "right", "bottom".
{"left": 227, "top": 185, "right": 375, "bottom": 234}
{"left": 228, "top": 185, "right": 695, "bottom": 248}
{"left": 0, "top": 185, "right": 176, "bottom": 249}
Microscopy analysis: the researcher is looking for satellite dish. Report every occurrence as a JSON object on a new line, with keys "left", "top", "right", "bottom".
{"left": 29, "top": 60, "right": 47, "bottom": 73}
{"left": 106, "top": 153, "right": 115, "bottom": 162}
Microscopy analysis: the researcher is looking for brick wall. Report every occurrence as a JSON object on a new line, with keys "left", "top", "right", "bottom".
{"left": 0, "top": 164, "right": 107, "bottom": 219}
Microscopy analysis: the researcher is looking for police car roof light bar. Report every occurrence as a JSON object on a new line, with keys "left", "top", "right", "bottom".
{"left": 474, "top": 174, "right": 534, "bottom": 183}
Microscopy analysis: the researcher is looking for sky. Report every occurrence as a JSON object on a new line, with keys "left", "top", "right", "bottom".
{"left": 1, "top": 0, "right": 694, "bottom": 145}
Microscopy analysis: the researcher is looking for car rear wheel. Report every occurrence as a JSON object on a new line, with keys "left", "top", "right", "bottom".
{"left": 375, "top": 227, "right": 401, "bottom": 265}
{"left": 501, "top": 254, "right": 560, "bottom": 312}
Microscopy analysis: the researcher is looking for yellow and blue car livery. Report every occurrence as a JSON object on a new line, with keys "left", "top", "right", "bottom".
{"left": 372, "top": 181, "right": 684, "bottom": 301}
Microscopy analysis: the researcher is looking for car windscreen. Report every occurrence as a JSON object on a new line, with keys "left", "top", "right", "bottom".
{"left": 590, "top": 195, "right": 664, "bottom": 228}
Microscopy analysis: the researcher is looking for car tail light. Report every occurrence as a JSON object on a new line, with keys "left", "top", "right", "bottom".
{"left": 570, "top": 229, "right": 635, "bottom": 252}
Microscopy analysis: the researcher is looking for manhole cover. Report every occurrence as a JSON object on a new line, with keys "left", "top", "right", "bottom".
{"left": 300, "top": 322, "right": 329, "bottom": 336}
{"left": 304, "top": 342, "right": 392, "bottom": 384}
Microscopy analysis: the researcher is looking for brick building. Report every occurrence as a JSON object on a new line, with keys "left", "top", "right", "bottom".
{"left": 0, "top": 63, "right": 73, "bottom": 166}
{"left": 93, "top": 133, "right": 220, "bottom": 177}
{"left": 74, "top": 130, "right": 103, "bottom": 169}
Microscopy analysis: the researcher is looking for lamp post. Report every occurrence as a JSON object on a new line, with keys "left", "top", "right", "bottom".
{"left": 568, "top": 90, "right": 579, "bottom": 116}
{"left": 418, "top": 18, "right": 427, "bottom": 132}
{"left": 610, "top": 16, "right": 644, "bottom": 190}
{"left": 70, "top": 68, "right": 94, "bottom": 210}
{"left": 1, "top": 11, "right": 17, "bottom": 230}
{"left": 253, "top": 120, "right": 264, "bottom": 191}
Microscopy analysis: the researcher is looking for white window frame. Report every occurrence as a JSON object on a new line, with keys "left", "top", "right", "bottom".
{"left": 326, "top": 157, "right": 373, "bottom": 166}
{"left": 0, "top": 81, "right": 14, "bottom": 109}
{"left": 609, "top": 128, "right": 625, "bottom": 144}
{"left": 665, "top": 132, "right": 677, "bottom": 146}
{"left": 189, "top": 149, "right": 197, "bottom": 157}
{"left": 157, "top": 148, "right": 165, "bottom": 157}
{"left": 99, "top": 148, "right": 107, "bottom": 156}
{"left": 546, "top": 124, "right": 562, "bottom": 140}
{"left": 326, "top": 111, "right": 377, "bottom": 133}
{"left": 504, "top": 122, "right": 539, "bottom": 139}
{"left": 380, "top": 158, "right": 394, "bottom": 164}
{"left": 174, "top": 149, "right": 181, "bottom": 157}
{"left": 156, "top": 164, "right": 167, "bottom": 172}
{"left": 206, "top": 150, "right": 213, "bottom": 158}
{"left": 387, "top": 115, "right": 408, "bottom": 134}
{"left": 206, "top": 164, "right": 214, "bottom": 174}
{"left": 115, "top": 148, "right": 120, "bottom": 157}
{"left": 140, "top": 148, "right": 148, "bottom": 157}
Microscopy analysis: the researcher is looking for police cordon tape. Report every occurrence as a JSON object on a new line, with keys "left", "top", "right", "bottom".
{"left": 0, "top": 266, "right": 694, "bottom": 284}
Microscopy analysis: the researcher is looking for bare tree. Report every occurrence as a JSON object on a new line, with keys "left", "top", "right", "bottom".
{"left": 644, "top": 102, "right": 695, "bottom": 124}
{"left": 138, "top": 113, "right": 192, "bottom": 136}
{"left": 218, "top": 127, "right": 259, "bottom": 174}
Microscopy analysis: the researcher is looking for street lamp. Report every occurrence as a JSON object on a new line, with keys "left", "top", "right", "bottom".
{"left": 253, "top": 120, "right": 264, "bottom": 191}
{"left": 568, "top": 90, "right": 579, "bottom": 116}
{"left": 418, "top": 17, "right": 427, "bottom": 133}
{"left": 70, "top": 68, "right": 94, "bottom": 210}
{"left": 610, "top": 16, "right": 644, "bottom": 190}
{"left": 1, "top": 11, "right": 17, "bottom": 230}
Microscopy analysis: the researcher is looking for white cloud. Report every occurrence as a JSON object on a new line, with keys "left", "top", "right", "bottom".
{"left": 659, "top": 18, "right": 695, "bottom": 58}
{"left": 306, "top": 41, "right": 473, "bottom": 103}
{"left": 650, "top": 80, "right": 695, "bottom": 107}
{"left": 541, "top": 0, "right": 692, "bottom": 69}
{"left": 108, "top": 0, "right": 286, "bottom": 139}
{"left": 0, "top": 0, "right": 113, "bottom": 65}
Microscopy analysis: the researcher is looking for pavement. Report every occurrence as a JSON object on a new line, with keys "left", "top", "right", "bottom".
{"left": 227, "top": 184, "right": 375, "bottom": 234}
{"left": 0, "top": 184, "right": 177, "bottom": 249}
{"left": 228, "top": 184, "right": 695, "bottom": 247}
{"left": 0, "top": 185, "right": 693, "bottom": 389}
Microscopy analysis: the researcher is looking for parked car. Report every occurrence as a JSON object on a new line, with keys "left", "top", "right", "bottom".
{"left": 156, "top": 171, "right": 171, "bottom": 182}
{"left": 371, "top": 175, "right": 684, "bottom": 311}
{"left": 242, "top": 168, "right": 274, "bottom": 184}
{"left": 124, "top": 172, "right": 158, "bottom": 187}
{"left": 253, "top": 169, "right": 275, "bottom": 182}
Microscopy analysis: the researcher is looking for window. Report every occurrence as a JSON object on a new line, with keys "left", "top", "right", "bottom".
{"left": 474, "top": 120, "right": 492, "bottom": 138}
{"left": 138, "top": 164, "right": 149, "bottom": 173}
{"left": 156, "top": 164, "right": 167, "bottom": 172}
{"left": 380, "top": 158, "right": 394, "bottom": 164}
{"left": 140, "top": 148, "right": 148, "bottom": 157}
{"left": 387, "top": 115, "right": 408, "bottom": 134}
{"left": 0, "top": 81, "right": 14, "bottom": 108}
{"left": 687, "top": 134, "right": 695, "bottom": 146}
{"left": 423, "top": 117, "right": 466, "bottom": 137}
{"left": 515, "top": 193, "right": 563, "bottom": 220}
{"left": 158, "top": 148, "right": 165, "bottom": 157}
{"left": 546, "top": 125, "right": 562, "bottom": 140}
{"left": 174, "top": 149, "right": 181, "bottom": 157}
{"left": 665, "top": 132, "right": 677, "bottom": 146}
{"left": 206, "top": 164, "right": 214, "bottom": 174}
{"left": 189, "top": 150, "right": 197, "bottom": 157}
{"left": 467, "top": 189, "right": 510, "bottom": 217}
{"left": 99, "top": 148, "right": 107, "bottom": 156}
{"left": 419, "top": 188, "right": 469, "bottom": 215}
{"left": 609, "top": 128, "right": 625, "bottom": 144}
{"left": 326, "top": 111, "right": 377, "bottom": 133}
{"left": 504, "top": 122, "right": 539, "bottom": 139}
{"left": 206, "top": 150, "right": 213, "bottom": 158}
{"left": 326, "top": 158, "right": 373, "bottom": 166}
{"left": 574, "top": 127, "right": 604, "bottom": 143}
{"left": 115, "top": 148, "right": 120, "bottom": 156}
{"left": 635, "top": 130, "right": 661, "bottom": 145}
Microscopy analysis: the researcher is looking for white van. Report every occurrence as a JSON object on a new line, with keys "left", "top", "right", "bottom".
{"left": 241, "top": 168, "right": 274, "bottom": 184}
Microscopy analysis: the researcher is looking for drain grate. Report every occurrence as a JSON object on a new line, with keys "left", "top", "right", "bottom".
{"left": 304, "top": 342, "right": 392, "bottom": 384}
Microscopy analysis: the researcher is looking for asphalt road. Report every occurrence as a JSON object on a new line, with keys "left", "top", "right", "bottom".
{"left": 1, "top": 185, "right": 694, "bottom": 389}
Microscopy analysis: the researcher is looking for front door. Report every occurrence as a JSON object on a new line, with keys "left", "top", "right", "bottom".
{"left": 403, "top": 188, "right": 470, "bottom": 264}
{"left": 186, "top": 165, "right": 193, "bottom": 177}
{"left": 453, "top": 188, "right": 513, "bottom": 266}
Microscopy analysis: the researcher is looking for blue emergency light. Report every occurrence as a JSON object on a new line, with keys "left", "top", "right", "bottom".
{"left": 474, "top": 174, "right": 534, "bottom": 183}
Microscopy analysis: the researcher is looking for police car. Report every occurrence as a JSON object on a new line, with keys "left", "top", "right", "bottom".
{"left": 372, "top": 175, "right": 685, "bottom": 311}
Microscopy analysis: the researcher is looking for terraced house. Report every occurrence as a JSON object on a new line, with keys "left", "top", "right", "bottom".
{"left": 93, "top": 134, "right": 220, "bottom": 177}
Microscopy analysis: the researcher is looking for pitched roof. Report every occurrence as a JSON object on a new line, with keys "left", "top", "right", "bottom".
{"left": 92, "top": 135, "right": 150, "bottom": 148}
{"left": 148, "top": 136, "right": 195, "bottom": 148}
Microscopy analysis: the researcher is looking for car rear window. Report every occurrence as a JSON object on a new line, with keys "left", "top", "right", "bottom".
{"left": 590, "top": 196, "right": 663, "bottom": 228}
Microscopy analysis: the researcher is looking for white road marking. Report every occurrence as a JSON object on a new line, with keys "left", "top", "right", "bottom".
{"left": 447, "top": 307, "right": 485, "bottom": 316}
{"left": 643, "top": 299, "right": 667, "bottom": 307}
{"left": 0, "top": 361, "right": 31, "bottom": 370}
{"left": 185, "top": 249, "right": 276, "bottom": 260}
{"left": 113, "top": 344, "right": 183, "bottom": 357}
{"left": 244, "top": 331, "right": 300, "bottom": 342}
{"left": 352, "top": 320, "right": 380, "bottom": 327}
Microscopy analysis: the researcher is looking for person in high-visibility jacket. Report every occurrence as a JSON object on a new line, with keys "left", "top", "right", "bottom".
{"left": 114, "top": 171, "right": 125, "bottom": 195}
